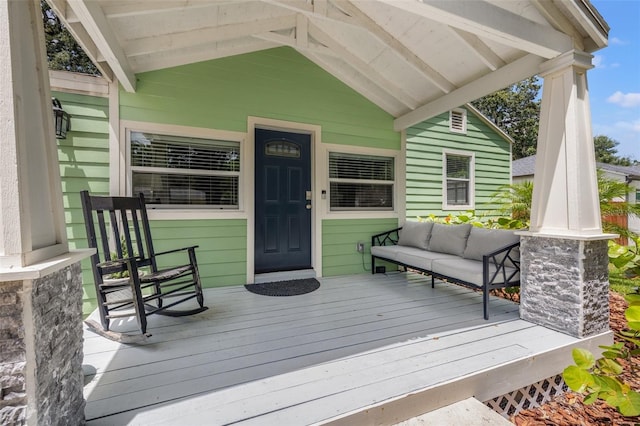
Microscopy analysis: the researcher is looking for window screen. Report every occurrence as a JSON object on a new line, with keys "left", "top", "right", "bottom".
{"left": 445, "top": 154, "right": 471, "bottom": 206}
{"left": 130, "top": 131, "right": 240, "bottom": 208}
{"left": 329, "top": 152, "right": 394, "bottom": 211}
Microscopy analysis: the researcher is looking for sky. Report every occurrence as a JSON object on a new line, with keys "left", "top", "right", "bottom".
{"left": 588, "top": 0, "right": 640, "bottom": 161}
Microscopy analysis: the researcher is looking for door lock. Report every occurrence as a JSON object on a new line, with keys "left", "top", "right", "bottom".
{"left": 305, "top": 191, "right": 312, "bottom": 201}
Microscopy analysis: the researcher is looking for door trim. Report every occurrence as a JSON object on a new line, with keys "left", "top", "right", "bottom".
{"left": 247, "top": 117, "right": 322, "bottom": 284}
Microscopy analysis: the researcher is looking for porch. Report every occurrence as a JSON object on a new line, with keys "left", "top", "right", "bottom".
{"left": 82, "top": 272, "right": 611, "bottom": 425}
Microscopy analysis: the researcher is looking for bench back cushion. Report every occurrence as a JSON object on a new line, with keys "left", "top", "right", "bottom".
{"left": 428, "top": 223, "right": 472, "bottom": 256}
{"left": 463, "top": 227, "right": 520, "bottom": 264}
{"left": 398, "top": 221, "right": 433, "bottom": 250}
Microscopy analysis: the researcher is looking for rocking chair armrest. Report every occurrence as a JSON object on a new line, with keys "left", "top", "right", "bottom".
{"left": 153, "top": 245, "right": 199, "bottom": 257}
{"left": 96, "top": 256, "right": 139, "bottom": 268}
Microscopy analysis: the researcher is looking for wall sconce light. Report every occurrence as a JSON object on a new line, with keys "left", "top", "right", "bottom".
{"left": 52, "top": 98, "right": 71, "bottom": 139}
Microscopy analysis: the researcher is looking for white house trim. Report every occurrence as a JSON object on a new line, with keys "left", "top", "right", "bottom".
{"left": 119, "top": 120, "right": 248, "bottom": 221}
{"left": 49, "top": 69, "right": 109, "bottom": 97}
{"left": 442, "top": 148, "right": 476, "bottom": 212}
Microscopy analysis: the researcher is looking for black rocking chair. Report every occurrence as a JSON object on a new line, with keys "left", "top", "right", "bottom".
{"left": 80, "top": 190, "right": 207, "bottom": 340}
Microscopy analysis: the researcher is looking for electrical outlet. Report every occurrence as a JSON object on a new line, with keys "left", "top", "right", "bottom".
{"left": 357, "top": 241, "right": 364, "bottom": 253}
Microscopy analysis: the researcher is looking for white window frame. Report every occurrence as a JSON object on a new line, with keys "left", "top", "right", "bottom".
{"left": 323, "top": 144, "right": 401, "bottom": 218}
{"left": 122, "top": 120, "right": 247, "bottom": 220}
{"left": 449, "top": 108, "right": 467, "bottom": 134}
{"left": 442, "top": 149, "right": 475, "bottom": 211}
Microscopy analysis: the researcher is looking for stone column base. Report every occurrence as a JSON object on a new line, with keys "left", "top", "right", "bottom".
{"left": 519, "top": 235, "right": 610, "bottom": 338}
{"left": 0, "top": 262, "right": 85, "bottom": 425}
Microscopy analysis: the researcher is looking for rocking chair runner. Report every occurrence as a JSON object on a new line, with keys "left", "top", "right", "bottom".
{"left": 80, "top": 190, "right": 207, "bottom": 337}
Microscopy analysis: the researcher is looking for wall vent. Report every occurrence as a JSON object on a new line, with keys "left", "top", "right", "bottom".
{"left": 449, "top": 109, "right": 467, "bottom": 133}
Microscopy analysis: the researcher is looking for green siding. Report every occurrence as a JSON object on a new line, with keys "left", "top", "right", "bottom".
{"left": 148, "top": 220, "right": 247, "bottom": 287}
{"left": 405, "top": 107, "right": 512, "bottom": 219}
{"left": 120, "top": 47, "right": 399, "bottom": 150}
{"left": 322, "top": 218, "right": 398, "bottom": 276}
{"left": 54, "top": 91, "right": 110, "bottom": 315}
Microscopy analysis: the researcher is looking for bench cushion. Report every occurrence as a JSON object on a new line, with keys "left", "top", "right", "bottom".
{"left": 463, "top": 228, "right": 520, "bottom": 265}
{"left": 371, "top": 245, "right": 402, "bottom": 261}
{"left": 428, "top": 223, "right": 472, "bottom": 256}
{"left": 432, "top": 258, "right": 520, "bottom": 287}
{"left": 398, "top": 221, "right": 433, "bottom": 250}
{"left": 395, "top": 247, "right": 459, "bottom": 271}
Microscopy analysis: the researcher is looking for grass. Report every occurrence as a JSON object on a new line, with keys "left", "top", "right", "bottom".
{"left": 609, "top": 268, "right": 639, "bottom": 295}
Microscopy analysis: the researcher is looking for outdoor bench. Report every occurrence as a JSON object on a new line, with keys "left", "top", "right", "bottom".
{"left": 371, "top": 221, "right": 521, "bottom": 319}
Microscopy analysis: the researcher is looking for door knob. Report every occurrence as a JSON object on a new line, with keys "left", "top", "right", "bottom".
{"left": 306, "top": 204, "right": 312, "bottom": 209}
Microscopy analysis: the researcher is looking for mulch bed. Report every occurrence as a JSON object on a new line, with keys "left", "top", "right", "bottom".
{"left": 509, "top": 291, "right": 640, "bottom": 425}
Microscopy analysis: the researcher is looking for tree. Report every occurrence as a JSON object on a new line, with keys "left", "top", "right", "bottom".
{"left": 492, "top": 172, "right": 640, "bottom": 240}
{"left": 472, "top": 77, "right": 541, "bottom": 160}
{"left": 594, "top": 135, "right": 634, "bottom": 166}
{"left": 42, "top": 1, "right": 99, "bottom": 75}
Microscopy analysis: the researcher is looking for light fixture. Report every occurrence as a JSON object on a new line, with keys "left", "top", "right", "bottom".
{"left": 52, "top": 98, "right": 71, "bottom": 139}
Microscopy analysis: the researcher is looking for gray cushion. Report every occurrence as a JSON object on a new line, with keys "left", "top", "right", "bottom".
{"left": 463, "top": 227, "right": 520, "bottom": 266}
{"left": 371, "top": 245, "right": 401, "bottom": 261}
{"left": 398, "top": 221, "right": 433, "bottom": 250}
{"left": 394, "top": 247, "right": 459, "bottom": 271}
{"left": 432, "top": 258, "right": 520, "bottom": 287}
{"left": 428, "top": 223, "right": 472, "bottom": 256}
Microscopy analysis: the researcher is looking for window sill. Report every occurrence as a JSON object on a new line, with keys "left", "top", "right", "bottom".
{"left": 146, "top": 209, "right": 247, "bottom": 221}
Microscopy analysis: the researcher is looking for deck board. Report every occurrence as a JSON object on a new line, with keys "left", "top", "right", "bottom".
{"left": 83, "top": 272, "right": 603, "bottom": 425}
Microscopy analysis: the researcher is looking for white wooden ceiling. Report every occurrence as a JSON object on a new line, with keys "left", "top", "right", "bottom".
{"left": 47, "top": 0, "right": 608, "bottom": 130}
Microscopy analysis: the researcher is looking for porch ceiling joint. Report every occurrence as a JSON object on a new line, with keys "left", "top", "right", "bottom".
{"left": 449, "top": 28, "right": 506, "bottom": 71}
{"left": 379, "top": 0, "right": 573, "bottom": 59}
{"left": 66, "top": 0, "right": 136, "bottom": 92}
{"left": 531, "top": 0, "right": 585, "bottom": 51}
{"left": 332, "top": 0, "right": 456, "bottom": 93}
{"left": 124, "top": 14, "right": 298, "bottom": 58}
{"left": 394, "top": 54, "right": 545, "bottom": 131}
{"left": 308, "top": 20, "right": 422, "bottom": 110}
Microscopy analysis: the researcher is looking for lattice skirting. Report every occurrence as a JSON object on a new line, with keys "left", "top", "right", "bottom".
{"left": 485, "top": 374, "right": 568, "bottom": 418}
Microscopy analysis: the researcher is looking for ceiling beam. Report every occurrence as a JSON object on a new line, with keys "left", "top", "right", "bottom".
{"left": 130, "top": 39, "right": 278, "bottom": 74}
{"left": 66, "top": 0, "right": 136, "bottom": 92}
{"left": 308, "top": 21, "right": 421, "bottom": 110}
{"left": 377, "top": 0, "right": 572, "bottom": 59}
{"left": 125, "top": 14, "right": 297, "bottom": 57}
{"left": 331, "top": 0, "right": 456, "bottom": 93}
{"left": 394, "top": 54, "right": 544, "bottom": 131}
{"left": 300, "top": 51, "right": 404, "bottom": 115}
{"left": 531, "top": 0, "right": 585, "bottom": 51}
{"left": 448, "top": 28, "right": 506, "bottom": 71}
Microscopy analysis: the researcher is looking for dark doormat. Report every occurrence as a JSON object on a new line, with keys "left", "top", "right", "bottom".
{"left": 244, "top": 278, "right": 320, "bottom": 296}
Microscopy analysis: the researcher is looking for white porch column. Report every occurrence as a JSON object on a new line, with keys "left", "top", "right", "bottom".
{"left": 519, "top": 51, "right": 613, "bottom": 339}
{"left": 0, "top": 1, "right": 90, "bottom": 424}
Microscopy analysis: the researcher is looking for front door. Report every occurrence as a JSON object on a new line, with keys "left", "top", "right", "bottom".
{"left": 254, "top": 129, "right": 312, "bottom": 273}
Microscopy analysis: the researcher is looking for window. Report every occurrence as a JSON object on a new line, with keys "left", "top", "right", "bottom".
{"left": 449, "top": 109, "right": 467, "bottom": 134}
{"left": 130, "top": 131, "right": 240, "bottom": 209}
{"left": 443, "top": 151, "right": 474, "bottom": 210}
{"left": 329, "top": 152, "right": 394, "bottom": 211}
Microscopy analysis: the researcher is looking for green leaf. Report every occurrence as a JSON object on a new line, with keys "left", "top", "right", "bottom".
{"left": 594, "top": 375, "right": 623, "bottom": 393}
{"left": 612, "top": 251, "right": 635, "bottom": 268}
{"left": 597, "top": 358, "right": 624, "bottom": 375}
{"left": 625, "top": 306, "right": 640, "bottom": 323}
{"left": 583, "top": 392, "right": 599, "bottom": 405}
{"left": 572, "top": 348, "right": 596, "bottom": 369}
{"left": 625, "top": 294, "right": 640, "bottom": 304}
{"left": 601, "top": 350, "right": 622, "bottom": 359}
{"left": 563, "top": 366, "right": 593, "bottom": 392}
{"left": 616, "top": 391, "right": 640, "bottom": 417}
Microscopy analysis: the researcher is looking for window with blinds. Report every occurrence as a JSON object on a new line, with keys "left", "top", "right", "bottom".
{"left": 130, "top": 131, "right": 240, "bottom": 208}
{"left": 329, "top": 152, "right": 394, "bottom": 211}
{"left": 444, "top": 152, "right": 474, "bottom": 209}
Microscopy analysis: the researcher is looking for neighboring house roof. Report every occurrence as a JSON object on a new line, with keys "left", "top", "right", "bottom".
{"left": 46, "top": 0, "right": 609, "bottom": 131}
{"left": 513, "top": 155, "right": 640, "bottom": 180}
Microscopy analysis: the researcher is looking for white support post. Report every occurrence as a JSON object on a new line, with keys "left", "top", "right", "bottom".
{"left": 529, "top": 50, "right": 605, "bottom": 237}
{"left": 518, "top": 50, "right": 614, "bottom": 339}
{"left": 0, "top": 1, "right": 91, "bottom": 423}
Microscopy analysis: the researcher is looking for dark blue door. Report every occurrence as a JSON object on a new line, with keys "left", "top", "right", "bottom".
{"left": 255, "top": 129, "right": 312, "bottom": 273}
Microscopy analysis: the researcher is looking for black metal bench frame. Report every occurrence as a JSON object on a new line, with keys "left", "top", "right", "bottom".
{"left": 371, "top": 227, "right": 521, "bottom": 319}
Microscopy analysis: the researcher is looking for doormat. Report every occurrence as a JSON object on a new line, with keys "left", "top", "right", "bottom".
{"left": 244, "top": 278, "right": 320, "bottom": 296}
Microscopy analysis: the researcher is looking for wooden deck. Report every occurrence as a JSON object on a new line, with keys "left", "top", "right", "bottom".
{"left": 82, "top": 272, "right": 612, "bottom": 425}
